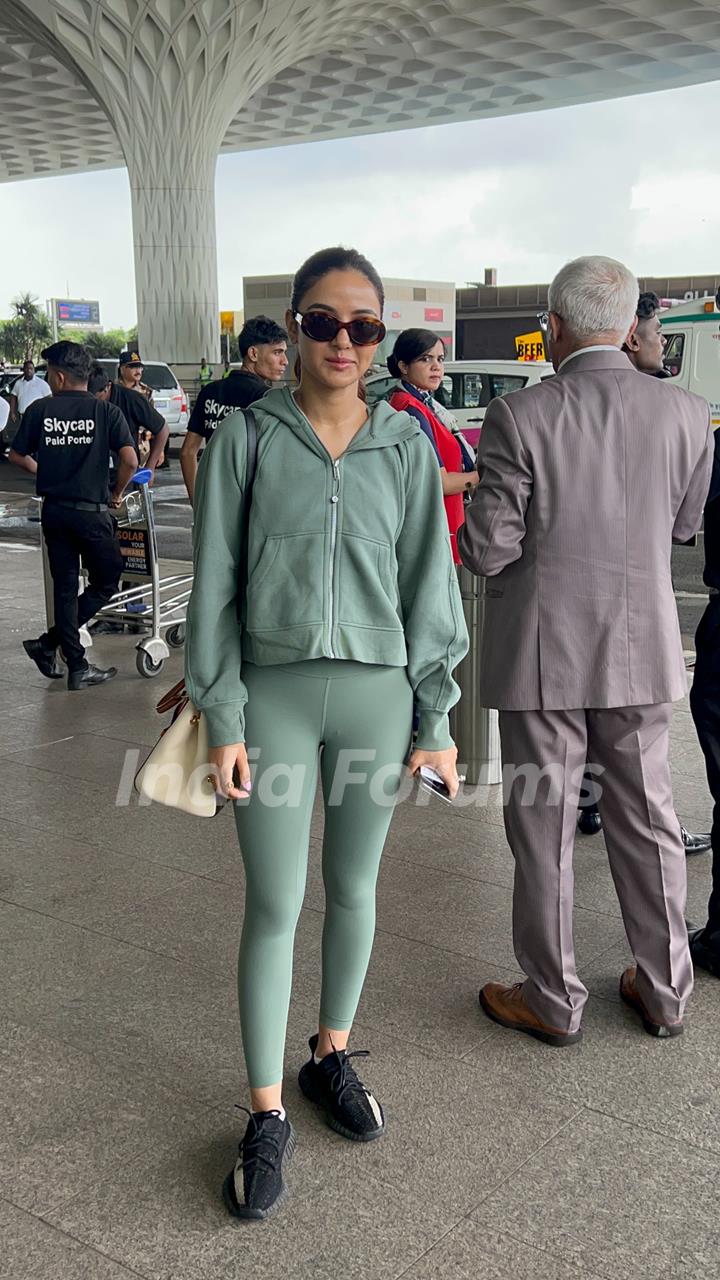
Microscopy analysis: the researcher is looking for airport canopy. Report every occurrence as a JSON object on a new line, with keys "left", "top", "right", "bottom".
{"left": 3, "top": 0, "right": 720, "bottom": 360}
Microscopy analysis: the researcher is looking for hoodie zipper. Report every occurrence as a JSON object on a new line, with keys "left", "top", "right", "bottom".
{"left": 327, "top": 459, "right": 341, "bottom": 657}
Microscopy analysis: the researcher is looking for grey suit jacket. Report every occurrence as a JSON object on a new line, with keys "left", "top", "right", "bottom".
{"left": 458, "top": 349, "right": 714, "bottom": 711}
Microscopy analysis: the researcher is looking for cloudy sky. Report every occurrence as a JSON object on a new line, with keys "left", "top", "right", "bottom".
{"left": 2, "top": 78, "right": 719, "bottom": 329}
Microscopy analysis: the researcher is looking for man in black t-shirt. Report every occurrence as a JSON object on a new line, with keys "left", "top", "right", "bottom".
{"left": 88, "top": 364, "right": 168, "bottom": 476}
{"left": 180, "top": 315, "right": 288, "bottom": 502}
{"left": 10, "top": 341, "right": 137, "bottom": 690}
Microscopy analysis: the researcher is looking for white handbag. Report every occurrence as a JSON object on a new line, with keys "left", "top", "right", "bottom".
{"left": 134, "top": 679, "right": 219, "bottom": 818}
{"left": 135, "top": 409, "right": 258, "bottom": 819}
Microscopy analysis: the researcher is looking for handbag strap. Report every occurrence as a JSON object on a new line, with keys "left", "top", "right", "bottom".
{"left": 156, "top": 677, "right": 187, "bottom": 715}
{"left": 240, "top": 407, "right": 258, "bottom": 597}
{"left": 156, "top": 407, "right": 259, "bottom": 715}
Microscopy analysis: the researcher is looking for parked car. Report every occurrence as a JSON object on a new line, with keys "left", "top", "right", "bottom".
{"left": 366, "top": 359, "right": 554, "bottom": 449}
{"left": 94, "top": 358, "right": 189, "bottom": 438}
{"left": 0, "top": 368, "right": 22, "bottom": 397}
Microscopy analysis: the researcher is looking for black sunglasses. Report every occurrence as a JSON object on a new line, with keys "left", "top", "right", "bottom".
{"left": 295, "top": 311, "right": 386, "bottom": 347}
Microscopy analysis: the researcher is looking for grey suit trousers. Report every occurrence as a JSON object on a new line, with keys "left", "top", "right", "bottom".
{"left": 499, "top": 703, "right": 692, "bottom": 1032}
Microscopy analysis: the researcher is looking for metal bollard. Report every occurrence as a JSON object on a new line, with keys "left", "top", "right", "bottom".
{"left": 450, "top": 565, "right": 502, "bottom": 786}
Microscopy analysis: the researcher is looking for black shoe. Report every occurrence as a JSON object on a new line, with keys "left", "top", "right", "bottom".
{"left": 67, "top": 663, "right": 117, "bottom": 691}
{"left": 577, "top": 808, "right": 602, "bottom": 836}
{"left": 681, "top": 826, "right": 711, "bottom": 856}
{"left": 23, "top": 638, "right": 63, "bottom": 679}
{"left": 298, "top": 1034, "right": 385, "bottom": 1142}
{"left": 89, "top": 619, "right": 126, "bottom": 635}
{"left": 222, "top": 1109, "right": 296, "bottom": 1221}
{"left": 688, "top": 925, "right": 720, "bottom": 979}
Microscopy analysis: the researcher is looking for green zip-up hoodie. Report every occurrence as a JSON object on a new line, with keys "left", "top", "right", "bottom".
{"left": 185, "top": 385, "right": 468, "bottom": 750}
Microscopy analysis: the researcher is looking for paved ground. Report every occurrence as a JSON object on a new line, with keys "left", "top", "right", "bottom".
{"left": 0, "top": 538, "right": 718, "bottom": 1279}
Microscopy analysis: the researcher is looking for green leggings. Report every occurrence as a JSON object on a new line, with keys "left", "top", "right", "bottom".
{"left": 234, "top": 659, "right": 414, "bottom": 1087}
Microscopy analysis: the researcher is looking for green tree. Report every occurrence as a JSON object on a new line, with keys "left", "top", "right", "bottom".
{"left": 54, "top": 327, "right": 129, "bottom": 358}
{"left": 81, "top": 329, "right": 128, "bottom": 359}
{"left": 0, "top": 318, "right": 25, "bottom": 362}
{"left": 10, "top": 292, "right": 52, "bottom": 361}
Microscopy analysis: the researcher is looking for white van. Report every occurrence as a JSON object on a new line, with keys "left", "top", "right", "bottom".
{"left": 659, "top": 294, "right": 720, "bottom": 428}
{"left": 366, "top": 359, "right": 554, "bottom": 448}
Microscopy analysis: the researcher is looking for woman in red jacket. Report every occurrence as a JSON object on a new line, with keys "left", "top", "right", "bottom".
{"left": 387, "top": 330, "right": 478, "bottom": 563}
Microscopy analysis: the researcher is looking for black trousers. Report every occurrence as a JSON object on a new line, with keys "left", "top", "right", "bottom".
{"left": 40, "top": 504, "right": 123, "bottom": 672}
{"left": 578, "top": 769, "right": 601, "bottom": 815}
{"left": 689, "top": 594, "right": 720, "bottom": 948}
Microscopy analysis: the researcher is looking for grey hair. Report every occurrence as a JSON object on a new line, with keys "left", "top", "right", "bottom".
{"left": 548, "top": 256, "right": 639, "bottom": 342}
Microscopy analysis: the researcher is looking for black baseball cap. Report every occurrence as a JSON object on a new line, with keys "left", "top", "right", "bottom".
{"left": 119, "top": 349, "right": 143, "bottom": 367}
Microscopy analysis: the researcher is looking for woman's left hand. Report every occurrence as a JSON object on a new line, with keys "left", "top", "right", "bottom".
{"left": 407, "top": 744, "right": 461, "bottom": 800}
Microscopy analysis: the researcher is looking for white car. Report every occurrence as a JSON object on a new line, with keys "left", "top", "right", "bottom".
{"left": 366, "top": 359, "right": 554, "bottom": 449}
{"left": 95, "top": 358, "right": 189, "bottom": 438}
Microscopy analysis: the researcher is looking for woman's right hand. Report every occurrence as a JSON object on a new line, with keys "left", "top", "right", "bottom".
{"left": 208, "top": 743, "right": 252, "bottom": 800}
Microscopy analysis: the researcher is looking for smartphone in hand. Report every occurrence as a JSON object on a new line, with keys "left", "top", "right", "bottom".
{"left": 417, "top": 765, "right": 455, "bottom": 805}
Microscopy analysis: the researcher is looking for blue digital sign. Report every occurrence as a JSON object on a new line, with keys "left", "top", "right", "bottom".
{"left": 54, "top": 299, "right": 100, "bottom": 325}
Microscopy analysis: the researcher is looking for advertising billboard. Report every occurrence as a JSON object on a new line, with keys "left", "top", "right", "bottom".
{"left": 515, "top": 330, "right": 546, "bottom": 361}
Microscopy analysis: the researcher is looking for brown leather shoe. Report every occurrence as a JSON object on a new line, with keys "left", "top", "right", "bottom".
{"left": 479, "top": 981, "right": 582, "bottom": 1047}
{"left": 619, "top": 967, "right": 683, "bottom": 1038}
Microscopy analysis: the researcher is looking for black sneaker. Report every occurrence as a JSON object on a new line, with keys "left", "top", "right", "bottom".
{"left": 298, "top": 1034, "right": 385, "bottom": 1142}
{"left": 222, "top": 1108, "right": 296, "bottom": 1221}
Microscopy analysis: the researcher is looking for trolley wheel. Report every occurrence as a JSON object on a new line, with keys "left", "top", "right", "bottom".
{"left": 136, "top": 648, "right": 165, "bottom": 678}
{"left": 166, "top": 623, "right": 186, "bottom": 649}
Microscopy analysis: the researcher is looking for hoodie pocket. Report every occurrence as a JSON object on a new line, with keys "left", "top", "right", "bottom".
{"left": 246, "top": 533, "right": 325, "bottom": 631}
{"left": 336, "top": 533, "right": 402, "bottom": 630}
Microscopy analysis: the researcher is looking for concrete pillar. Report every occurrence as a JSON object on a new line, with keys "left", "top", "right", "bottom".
{"left": 9, "top": 0, "right": 369, "bottom": 362}
{"left": 124, "top": 144, "right": 220, "bottom": 364}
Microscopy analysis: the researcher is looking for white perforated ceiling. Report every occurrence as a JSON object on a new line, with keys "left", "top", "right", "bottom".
{"left": 2, "top": 0, "right": 720, "bottom": 184}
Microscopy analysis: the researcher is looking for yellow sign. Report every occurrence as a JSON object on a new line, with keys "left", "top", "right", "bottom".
{"left": 515, "top": 330, "right": 545, "bottom": 362}
{"left": 219, "top": 310, "right": 235, "bottom": 335}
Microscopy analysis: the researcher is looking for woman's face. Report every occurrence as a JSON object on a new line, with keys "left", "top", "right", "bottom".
{"left": 287, "top": 269, "right": 382, "bottom": 392}
{"left": 400, "top": 340, "right": 446, "bottom": 393}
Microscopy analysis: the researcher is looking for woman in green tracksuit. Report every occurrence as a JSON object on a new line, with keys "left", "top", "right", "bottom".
{"left": 185, "top": 246, "right": 468, "bottom": 1220}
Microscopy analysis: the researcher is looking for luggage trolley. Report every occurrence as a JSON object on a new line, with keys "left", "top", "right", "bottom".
{"left": 90, "top": 468, "right": 193, "bottom": 678}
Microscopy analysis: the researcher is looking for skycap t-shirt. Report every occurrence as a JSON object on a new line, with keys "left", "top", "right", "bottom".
{"left": 188, "top": 370, "right": 268, "bottom": 441}
{"left": 13, "top": 389, "right": 134, "bottom": 504}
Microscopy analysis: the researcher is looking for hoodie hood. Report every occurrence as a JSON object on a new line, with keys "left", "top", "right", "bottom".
{"left": 252, "top": 384, "right": 420, "bottom": 454}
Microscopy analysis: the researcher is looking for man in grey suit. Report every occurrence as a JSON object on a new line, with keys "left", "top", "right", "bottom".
{"left": 458, "top": 256, "right": 713, "bottom": 1046}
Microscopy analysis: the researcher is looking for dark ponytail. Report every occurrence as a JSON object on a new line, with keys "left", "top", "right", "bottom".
{"left": 388, "top": 328, "right": 445, "bottom": 381}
